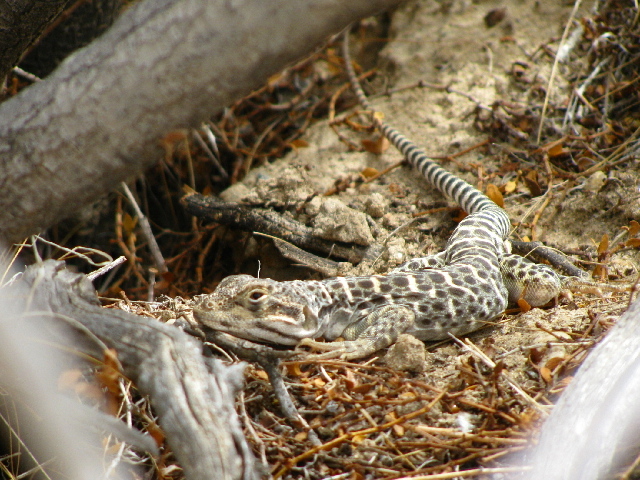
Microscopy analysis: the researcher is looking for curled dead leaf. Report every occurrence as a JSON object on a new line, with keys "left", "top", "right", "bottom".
{"left": 361, "top": 136, "right": 390, "bottom": 154}
{"left": 486, "top": 184, "right": 504, "bottom": 207}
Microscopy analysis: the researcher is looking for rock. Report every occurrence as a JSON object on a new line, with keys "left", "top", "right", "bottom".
{"left": 311, "top": 198, "right": 375, "bottom": 246}
{"left": 382, "top": 334, "right": 428, "bottom": 373}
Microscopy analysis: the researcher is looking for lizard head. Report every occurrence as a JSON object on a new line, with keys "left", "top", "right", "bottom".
{"left": 193, "top": 275, "right": 320, "bottom": 345}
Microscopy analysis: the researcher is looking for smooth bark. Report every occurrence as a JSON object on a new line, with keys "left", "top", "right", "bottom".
{"left": 0, "top": 0, "right": 401, "bottom": 244}
{"left": 529, "top": 297, "right": 640, "bottom": 479}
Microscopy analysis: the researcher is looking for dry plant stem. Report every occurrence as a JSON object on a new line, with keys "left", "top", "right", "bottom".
{"left": 411, "top": 426, "right": 527, "bottom": 446}
{"left": 237, "top": 391, "right": 268, "bottom": 466}
{"left": 259, "top": 358, "right": 322, "bottom": 446}
{"left": 432, "top": 139, "right": 491, "bottom": 162}
{"left": 86, "top": 255, "right": 127, "bottom": 281}
{"left": 196, "top": 229, "right": 217, "bottom": 285}
{"left": 363, "top": 159, "right": 406, "bottom": 184}
{"left": 529, "top": 187, "right": 553, "bottom": 242}
{"left": 192, "top": 129, "right": 228, "bottom": 180}
{"left": 28, "top": 235, "right": 113, "bottom": 266}
{"left": 17, "top": 0, "right": 91, "bottom": 61}
{"left": 0, "top": 413, "right": 56, "bottom": 480}
{"left": 0, "top": 0, "right": 402, "bottom": 244}
{"left": 12, "top": 66, "right": 41, "bottom": 83}
{"left": 450, "top": 336, "right": 547, "bottom": 416}
{"left": 113, "top": 196, "right": 147, "bottom": 293}
{"left": 394, "top": 466, "right": 532, "bottom": 480}
{"left": 328, "top": 70, "right": 376, "bottom": 122}
{"left": 183, "top": 138, "right": 196, "bottom": 189}
{"left": 528, "top": 156, "right": 555, "bottom": 241}
{"left": 241, "top": 117, "right": 281, "bottom": 175}
{"left": 121, "top": 183, "right": 168, "bottom": 274}
{"left": 273, "top": 391, "right": 446, "bottom": 479}
{"left": 536, "top": 0, "right": 583, "bottom": 144}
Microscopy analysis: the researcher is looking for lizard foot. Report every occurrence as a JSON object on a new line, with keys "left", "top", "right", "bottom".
{"left": 296, "top": 338, "right": 377, "bottom": 361}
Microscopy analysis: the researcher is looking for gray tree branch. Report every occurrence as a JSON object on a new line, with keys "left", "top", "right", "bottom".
{"left": 0, "top": 0, "right": 401, "bottom": 244}
{"left": 529, "top": 295, "right": 640, "bottom": 479}
{"left": 4, "top": 260, "right": 257, "bottom": 480}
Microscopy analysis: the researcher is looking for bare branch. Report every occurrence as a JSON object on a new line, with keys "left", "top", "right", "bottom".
{"left": 0, "top": 0, "right": 401, "bottom": 244}
{"left": 6, "top": 260, "right": 257, "bottom": 480}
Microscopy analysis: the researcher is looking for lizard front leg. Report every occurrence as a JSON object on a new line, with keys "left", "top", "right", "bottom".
{"left": 298, "top": 305, "right": 415, "bottom": 360}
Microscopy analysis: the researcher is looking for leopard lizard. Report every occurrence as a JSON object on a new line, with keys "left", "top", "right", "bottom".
{"left": 193, "top": 34, "right": 608, "bottom": 360}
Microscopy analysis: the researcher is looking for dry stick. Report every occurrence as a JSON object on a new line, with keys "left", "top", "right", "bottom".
{"left": 183, "top": 137, "right": 197, "bottom": 189}
{"left": 536, "top": 0, "right": 584, "bottom": 145}
{"left": 577, "top": 122, "right": 640, "bottom": 178}
{"left": 182, "top": 193, "right": 368, "bottom": 264}
{"left": 87, "top": 256, "right": 127, "bottom": 282}
{"left": 411, "top": 426, "right": 528, "bottom": 446}
{"left": 121, "top": 183, "right": 168, "bottom": 274}
{"left": 238, "top": 391, "right": 269, "bottom": 467}
{"left": 241, "top": 117, "right": 281, "bottom": 174}
{"left": 528, "top": 156, "right": 555, "bottom": 241}
{"left": 254, "top": 232, "right": 343, "bottom": 277}
{"left": 449, "top": 335, "right": 548, "bottom": 416}
{"left": 196, "top": 229, "right": 217, "bottom": 285}
{"left": 29, "top": 235, "right": 114, "bottom": 267}
{"left": 113, "top": 196, "right": 144, "bottom": 289}
{"left": 192, "top": 129, "right": 228, "bottom": 181}
{"left": 393, "top": 466, "right": 532, "bottom": 480}
{"left": 272, "top": 391, "right": 446, "bottom": 479}
{"left": 12, "top": 67, "right": 42, "bottom": 83}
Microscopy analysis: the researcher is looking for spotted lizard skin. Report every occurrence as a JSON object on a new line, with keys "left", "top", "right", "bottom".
{"left": 192, "top": 35, "right": 593, "bottom": 360}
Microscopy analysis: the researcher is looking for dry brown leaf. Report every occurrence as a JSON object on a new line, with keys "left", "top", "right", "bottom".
{"left": 285, "top": 363, "right": 304, "bottom": 377}
{"left": 123, "top": 213, "right": 138, "bottom": 234}
{"left": 486, "top": 184, "right": 504, "bottom": 207}
{"left": 540, "top": 367, "right": 552, "bottom": 384}
{"left": 361, "top": 167, "right": 379, "bottom": 179}
{"left": 504, "top": 179, "right": 517, "bottom": 193}
{"left": 626, "top": 238, "right": 640, "bottom": 248}
{"left": 597, "top": 234, "right": 609, "bottom": 255}
{"left": 312, "top": 378, "right": 326, "bottom": 388}
{"left": 626, "top": 220, "right": 640, "bottom": 237}
{"left": 289, "top": 138, "right": 309, "bottom": 149}
{"left": 361, "top": 136, "right": 389, "bottom": 154}
{"left": 96, "top": 348, "right": 121, "bottom": 396}
{"left": 548, "top": 143, "right": 568, "bottom": 157}
{"left": 523, "top": 170, "right": 542, "bottom": 197}
{"left": 545, "top": 356, "right": 566, "bottom": 372}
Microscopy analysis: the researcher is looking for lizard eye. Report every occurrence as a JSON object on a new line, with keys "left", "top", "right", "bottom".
{"left": 248, "top": 290, "right": 267, "bottom": 302}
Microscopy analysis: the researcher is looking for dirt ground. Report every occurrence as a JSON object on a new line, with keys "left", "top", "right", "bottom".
{"left": 203, "top": 0, "right": 640, "bottom": 478}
